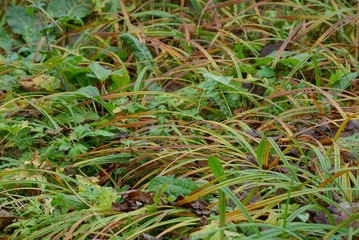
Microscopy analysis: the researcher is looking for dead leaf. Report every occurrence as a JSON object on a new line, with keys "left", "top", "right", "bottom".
{"left": 191, "top": 199, "right": 211, "bottom": 216}
{"left": 341, "top": 119, "right": 359, "bottom": 137}
{"left": 0, "top": 209, "right": 26, "bottom": 231}
{"left": 311, "top": 201, "right": 359, "bottom": 229}
{"left": 260, "top": 41, "right": 290, "bottom": 57}
{"left": 18, "top": 74, "right": 60, "bottom": 92}
{"left": 112, "top": 190, "right": 153, "bottom": 212}
{"left": 98, "top": 164, "right": 118, "bottom": 185}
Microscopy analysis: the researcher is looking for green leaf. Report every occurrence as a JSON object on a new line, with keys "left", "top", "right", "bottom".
{"left": 79, "top": 185, "right": 118, "bottom": 210}
{"left": 256, "top": 137, "right": 267, "bottom": 168}
{"left": 70, "top": 125, "right": 91, "bottom": 140}
{"left": 148, "top": 175, "right": 199, "bottom": 198}
{"left": 68, "top": 143, "right": 88, "bottom": 157}
{"left": 0, "top": 28, "right": 12, "bottom": 52}
{"left": 120, "top": 33, "right": 156, "bottom": 68}
{"left": 71, "top": 124, "right": 116, "bottom": 140}
{"left": 76, "top": 86, "right": 100, "bottom": 97}
{"left": 329, "top": 70, "right": 358, "bottom": 89}
{"left": 89, "top": 62, "right": 112, "bottom": 82}
{"left": 58, "top": 139, "right": 72, "bottom": 151}
{"left": 199, "top": 68, "right": 233, "bottom": 86}
{"left": 279, "top": 53, "right": 310, "bottom": 67}
{"left": 5, "top": 5, "right": 41, "bottom": 43}
{"left": 110, "top": 68, "right": 130, "bottom": 90}
{"left": 208, "top": 156, "right": 225, "bottom": 181}
{"left": 257, "top": 66, "right": 276, "bottom": 79}
{"left": 52, "top": 193, "right": 87, "bottom": 212}
{"left": 131, "top": 10, "right": 178, "bottom": 19}
{"left": 93, "top": 129, "right": 116, "bottom": 137}
{"left": 47, "top": 0, "right": 93, "bottom": 18}
{"left": 254, "top": 57, "right": 274, "bottom": 67}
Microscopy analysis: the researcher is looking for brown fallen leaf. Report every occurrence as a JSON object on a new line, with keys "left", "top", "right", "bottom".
{"left": 0, "top": 209, "right": 26, "bottom": 231}
{"left": 112, "top": 190, "right": 153, "bottom": 212}
{"left": 260, "top": 41, "right": 290, "bottom": 57}
{"left": 140, "top": 233, "right": 159, "bottom": 240}
{"left": 311, "top": 201, "right": 359, "bottom": 229}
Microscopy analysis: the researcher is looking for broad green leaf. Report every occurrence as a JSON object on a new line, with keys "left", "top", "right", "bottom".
{"left": 279, "top": 53, "right": 311, "bottom": 67}
{"left": 110, "top": 68, "right": 130, "bottom": 90}
{"left": 80, "top": 185, "right": 118, "bottom": 210}
{"left": 254, "top": 57, "right": 274, "bottom": 67}
{"left": 52, "top": 193, "right": 87, "bottom": 212}
{"left": 5, "top": 5, "right": 41, "bottom": 43}
{"left": 329, "top": 70, "right": 358, "bottom": 89}
{"left": 257, "top": 66, "right": 276, "bottom": 79}
{"left": 0, "top": 28, "right": 12, "bottom": 52}
{"left": 76, "top": 86, "right": 100, "bottom": 97}
{"left": 93, "top": 130, "right": 116, "bottom": 137}
{"left": 199, "top": 68, "right": 233, "bottom": 86}
{"left": 208, "top": 156, "right": 225, "bottom": 181}
{"left": 89, "top": 62, "right": 112, "bottom": 82}
{"left": 47, "top": 0, "right": 93, "bottom": 18}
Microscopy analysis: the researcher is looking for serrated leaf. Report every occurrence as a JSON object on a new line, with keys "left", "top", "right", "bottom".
{"left": 70, "top": 125, "right": 91, "bottom": 140}
{"left": 254, "top": 57, "right": 274, "bottom": 67}
{"left": 120, "top": 33, "right": 156, "bottom": 68}
{"left": 148, "top": 175, "right": 198, "bottom": 197}
{"left": 68, "top": 143, "right": 88, "bottom": 157}
{"left": 47, "top": 0, "right": 93, "bottom": 18}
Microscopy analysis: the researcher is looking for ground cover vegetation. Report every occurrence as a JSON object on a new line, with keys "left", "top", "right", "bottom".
{"left": 0, "top": 0, "right": 358, "bottom": 239}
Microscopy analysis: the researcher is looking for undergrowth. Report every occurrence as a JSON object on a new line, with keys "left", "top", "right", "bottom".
{"left": 0, "top": 0, "right": 358, "bottom": 239}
